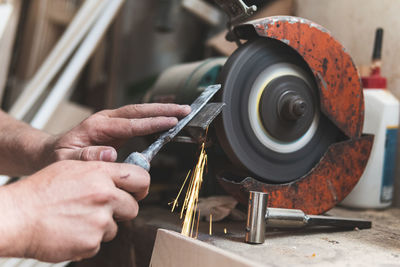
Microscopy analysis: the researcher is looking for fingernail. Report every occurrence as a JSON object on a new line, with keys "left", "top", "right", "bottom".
{"left": 169, "top": 117, "right": 178, "bottom": 124}
{"left": 181, "top": 105, "right": 191, "bottom": 113}
{"left": 100, "top": 149, "right": 117, "bottom": 162}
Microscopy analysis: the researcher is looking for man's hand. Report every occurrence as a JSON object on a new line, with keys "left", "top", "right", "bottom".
{"left": 0, "top": 103, "right": 190, "bottom": 176}
{"left": 44, "top": 103, "right": 190, "bottom": 165}
{"left": 0, "top": 160, "right": 149, "bottom": 262}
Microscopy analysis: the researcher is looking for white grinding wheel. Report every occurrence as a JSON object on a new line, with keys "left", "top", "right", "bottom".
{"left": 248, "top": 62, "right": 320, "bottom": 153}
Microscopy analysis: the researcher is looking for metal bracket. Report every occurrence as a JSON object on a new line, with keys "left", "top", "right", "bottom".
{"left": 214, "top": 0, "right": 257, "bottom": 25}
{"left": 214, "top": 0, "right": 257, "bottom": 46}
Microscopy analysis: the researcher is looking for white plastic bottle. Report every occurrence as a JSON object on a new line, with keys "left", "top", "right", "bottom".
{"left": 342, "top": 77, "right": 399, "bottom": 208}
{"left": 342, "top": 28, "right": 399, "bottom": 208}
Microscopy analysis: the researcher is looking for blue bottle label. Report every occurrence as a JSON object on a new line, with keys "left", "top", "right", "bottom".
{"left": 381, "top": 127, "right": 398, "bottom": 203}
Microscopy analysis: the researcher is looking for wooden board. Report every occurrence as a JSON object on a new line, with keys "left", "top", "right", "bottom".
{"left": 182, "top": 0, "right": 222, "bottom": 26}
{"left": 0, "top": 3, "right": 12, "bottom": 38}
{"left": 0, "top": 0, "right": 21, "bottom": 104}
{"left": 9, "top": 0, "right": 104, "bottom": 120}
{"left": 14, "top": 0, "right": 82, "bottom": 82}
{"left": 150, "top": 229, "right": 261, "bottom": 267}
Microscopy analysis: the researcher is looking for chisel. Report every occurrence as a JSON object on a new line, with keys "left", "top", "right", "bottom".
{"left": 124, "top": 84, "right": 221, "bottom": 171}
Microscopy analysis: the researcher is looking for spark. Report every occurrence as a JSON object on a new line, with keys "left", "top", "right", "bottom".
{"left": 172, "top": 143, "right": 207, "bottom": 237}
{"left": 195, "top": 209, "right": 200, "bottom": 239}
{"left": 170, "top": 170, "right": 191, "bottom": 212}
{"left": 209, "top": 214, "right": 213, "bottom": 235}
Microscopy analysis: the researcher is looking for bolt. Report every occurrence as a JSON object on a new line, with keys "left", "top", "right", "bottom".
{"left": 279, "top": 94, "right": 307, "bottom": 121}
{"left": 291, "top": 99, "right": 307, "bottom": 117}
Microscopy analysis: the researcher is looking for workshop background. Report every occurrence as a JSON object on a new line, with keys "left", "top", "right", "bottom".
{"left": 0, "top": 0, "right": 399, "bottom": 267}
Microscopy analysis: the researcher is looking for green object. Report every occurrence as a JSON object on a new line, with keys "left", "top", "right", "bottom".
{"left": 143, "top": 58, "right": 226, "bottom": 104}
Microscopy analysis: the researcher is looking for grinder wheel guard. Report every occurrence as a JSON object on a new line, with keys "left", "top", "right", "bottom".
{"left": 216, "top": 16, "right": 373, "bottom": 214}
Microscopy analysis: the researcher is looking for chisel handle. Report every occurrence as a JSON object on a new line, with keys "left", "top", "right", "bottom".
{"left": 124, "top": 152, "right": 150, "bottom": 171}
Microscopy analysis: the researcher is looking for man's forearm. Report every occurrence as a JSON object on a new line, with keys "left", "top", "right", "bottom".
{"left": 0, "top": 110, "right": 54, "bottom": 176}
{"left": 0, "top": 184, "right": 31, "bottom": 258}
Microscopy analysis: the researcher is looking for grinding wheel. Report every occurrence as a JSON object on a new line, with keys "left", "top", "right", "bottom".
{"left": 216, "top": 38, "right": 340, "bottom": 183}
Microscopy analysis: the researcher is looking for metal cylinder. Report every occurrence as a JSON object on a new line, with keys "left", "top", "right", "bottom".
{"left": 143, "top": 58, "right": 226, "bottom": 104}
{"left": 245, "top": 191, "right": 268, "bottom": 244}
{"left": 266, "top": 208, "right": 308, "bottom": 228}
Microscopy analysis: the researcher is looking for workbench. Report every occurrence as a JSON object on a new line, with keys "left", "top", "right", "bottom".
{"left": 134, "top": 206, "right": 399, "bottom": 267}
{"left": 72, "top": 205, "right": 400, "bottom": 267}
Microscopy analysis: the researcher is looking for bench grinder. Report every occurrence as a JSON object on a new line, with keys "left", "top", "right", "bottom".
{"left": 144, "top": 16, "right": 373, "bottom": 215}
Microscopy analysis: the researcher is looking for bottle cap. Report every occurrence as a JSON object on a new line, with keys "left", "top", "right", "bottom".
{"left": 362, "top": 67, "right": 387, "bottom": 89}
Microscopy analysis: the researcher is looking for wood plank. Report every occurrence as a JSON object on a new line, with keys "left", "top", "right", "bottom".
{"left": 14, "top": 0, "right": 83, "bottom": 82}
{"left": 0, "top": 3, "right": 12, "bottom": 39}
{"left": 182, "top": 0, "right": 222, "bottom": 26}
{"left": 30, "top": 0, "right": 124, "bottom": 129}
{"left": 150, "top": 229, "right": 261, "bottom": 267}
{"left": 9, "top": 0, "right": 106, "bottom": 120}
{"left": 0, "top": 0, "right": 21, "bottom": 104}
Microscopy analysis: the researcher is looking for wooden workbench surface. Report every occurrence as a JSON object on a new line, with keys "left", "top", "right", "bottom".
{"left": 133, "top": 206, "right": 400, "bottom": 266}
{"left": 72, "top": 205, "right": 400, "bottom": 267}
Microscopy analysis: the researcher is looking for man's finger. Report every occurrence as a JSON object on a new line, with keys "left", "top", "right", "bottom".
{"left": 102, "top": 219, "right": 118, "bottom": 242}
{"left": 132, "top": 187, "right": 149, "bottom": 202}
{"left": 105, "top": 163, "right": 151, "bottom": 196}
{"left": 111, "top": 189, "right": 139, "bottom": 221}
{"left": 74, "top": 146, "right": 118, "bottom": 162}
{"left": 94, "top": 117, "right": 179, "bottom": 140}
{"left": 130, "top": 117, "right": 179, "bottom": 136}
{"left": 102, "top": 103, "right": 191, "bottom": 119}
